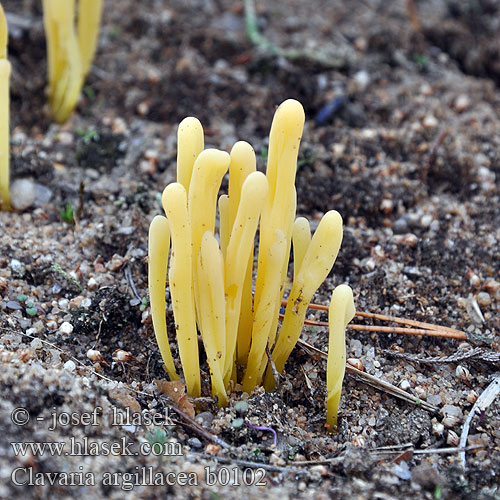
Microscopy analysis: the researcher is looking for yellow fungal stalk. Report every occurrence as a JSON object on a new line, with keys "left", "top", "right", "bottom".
{"left": 223, "top": 171, "right": 268, "bottom": 384}
{"left": 77, "top": 0, "right": 103, "bottom": 77}
{"left": 187, "top": 149, "right": 229, "bottom": 328}
{"left": 241, "top": 230, "right": 286, "bottom": 392}
{"left": 147, "top": 216, "right": 178, "bottom": 381}
{"left": 326, "top": 284, "right": 355, "bottom": 430}
{"left": 264, "top": 210, "right": 343, "bottom": 390}
{"left": 196, "top": 231, "right": 227, "bottom": 405}
{"left": 42, "top": 0, "right": 103, "bottom": 123}
{"left": 228, "top": 142, "right": 257, "bottom": 366}
{"left": 242, "top": 100, "right": 304, "bottom": 389}
{"left": 292, "top": 217, "right": 311, "bottom": 282}
{"left": 161, "top": 183, "right": 201, "bottom": 398}
{"left": 0, "top": 2, "right": 10, "bottom": 210}
{"left": 148, "top": 99, "right": 352, "bottom": 416}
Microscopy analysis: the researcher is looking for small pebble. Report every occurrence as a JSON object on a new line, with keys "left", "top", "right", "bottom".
{"left": 393, "top": 217, "right": 409, "bottom": 234}
{"left": 81, "top": 298, "right": 92, "bottom": 308}
{"left": 400, "top": 380, "right": 411, "bottom": 391}
{"left": 483, "top": 279, "right": 499, "bottom": 295}
{"left": 423, "top": 115, "right": 438, "bottom": 129}
{"left": 420, "top": 214, "right": 433, "bottom": 228}
{"left": 10, "top": 179, "right": 36, "bottom": 210}
{"left": 454, "top": 94, "right": 470, "bottom": 112}
{"left": 353, "top": 70, "right": 370, "bottom": 92}
{"left": 10, "top": 259, "right": 25, "bottom": 277}
{"left": 63, "top": 360, "right": 76, "bottom": 372}
{"left": 196, "top": 411, "right": 214, "bottom": 427}
{"left": 476, "top": 292, "right": 491, "bottom": 306}
{"left": 87, "top": 277, "right": 98, "bottom": 290}
{"left": 6, "top": 300, "right": 22, "bottom": 310}
{"left": 187, "top": 438, "right": 202, "bottom": 449}
{"left": 59, "top": 321, "right": 74, "bottom": 336}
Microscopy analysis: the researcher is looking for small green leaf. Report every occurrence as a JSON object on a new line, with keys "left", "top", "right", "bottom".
{"left": 60, "top": 203, "right": 74, "bottom": 224}
{"left": 140, "top": 296, "right": 149, "bottom": 312}
{"left": 83, "top": 85, "right": 96, "bottom": 100}
{"left": 434, "top": 484, "right": 442, "bottom": 499}
{"left": 231, "top": 418, "right": 244, "bottom": 428}
{"left": 26, "top": 307, "right": 38, "bottom": 316}
{"left": 234, "top": 401, "right": 249, "bottom": 414}
{"left": 17, "top": 294, "right": 28, "bottom": 302}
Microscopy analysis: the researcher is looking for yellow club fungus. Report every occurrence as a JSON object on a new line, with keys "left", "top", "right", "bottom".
{"left": 223, "top": 171, "right": 268, "bottom": 384}
{"left": 161, "top": 183, "right": 201, "bottom": 398}
{"left": 326, "top": 284, "right": 355, "bottom": 431}
{"left": 243, "top": 100, "right": 304, "bottom": 389}
{"left": 42, "top": 0, "right": 103, "bottom": 123}
{"left": 77, "top": 0, "right": 103, "bottom": 77}
{"left": 0, "top": 2, "right": 10, "bottom": 210}
{"left": 176, "top": 117, "right": 204, "bottom": 193}
{"left": 227, "top": 141, "right": 257, "bottom": 367}
{"left": 187, "top": 149, "right": 229, "bottom": 327}
{"left": 196, "top": 231, "right": 227, "bottom": 405}
{"left": 147, "top": 215, "right": 178, "bottom": 381}
{"left": 149, "top": 99, "right": 352, "bottom": 425}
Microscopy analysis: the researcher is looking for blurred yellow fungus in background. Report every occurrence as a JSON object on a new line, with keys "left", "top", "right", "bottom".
{"left": 42, "top": 0, "right": 103, "bottom": 123}
{"left": 0, "top": 2, "right": 10, "bottom": 210}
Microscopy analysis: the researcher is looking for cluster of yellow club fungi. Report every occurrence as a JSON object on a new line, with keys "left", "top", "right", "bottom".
{"left": 149, "top": 99, "right": 355, "bottom": 429}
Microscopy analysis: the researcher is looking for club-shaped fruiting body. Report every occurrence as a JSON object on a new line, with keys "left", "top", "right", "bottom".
{"left": 147, "top": 215, "right": 178, "bottom": 381}
{"left": 326, "top": 284, "right": 355, "bottom": 431}
{"left": 161, "top": 183, "right": 201, "bottom": 398}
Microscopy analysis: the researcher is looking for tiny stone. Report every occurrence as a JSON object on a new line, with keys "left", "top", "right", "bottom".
{"left": 20, "top": 319, "right": 32, "bottom": 330}
{"left": 353, "top": 70, "right": 370, "bottom": 92}
{"left": 6, "top": 301, "right": 22, "bottom": 310}
{"left": 10, "top": 179, "right": 36, "bottom": 210}
{"left": 420, "top": 214, "right": 433, "bottom": 228}
{"left": 59, "top": 321, "right": 74, "bottom": 336}
{"left": 393, "top": 217, "right": 409, "bottom": 234}
{"left": 81, "top": 298, "right": 92, "bottom": 308}
{"left": 423, "top": 115, "right": 438, "bottom": 129}
{"left": 10, "top": 259, "right": 25, "bottom": 277}
{"left": 427, "top": 394, "right": 442, "bottom": 407}
{"left": 33, "top": 183, "right": 53, "bottom": 206}
{"left": 87, "top": 277, "right": 98, "bottom": 290}
{"left": 454, "top": 94, "right": 470, "bottom": 112}
{"left": 476, "top": 292, "right": 491, "bottom": 306}
{"left": 63, "top": 360, "right": 76, "bottom": 371}
{"left": 58, "top": 299, "right": 70, "bottom": 310}
{"left": 187, "top": 438, "right": 202, "bottom": 449}
{"left": 400, "top": 380, "right": 411, "bottom": 391}
{"left": 195, "top": 411, "right": 214, "bottom": 427}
